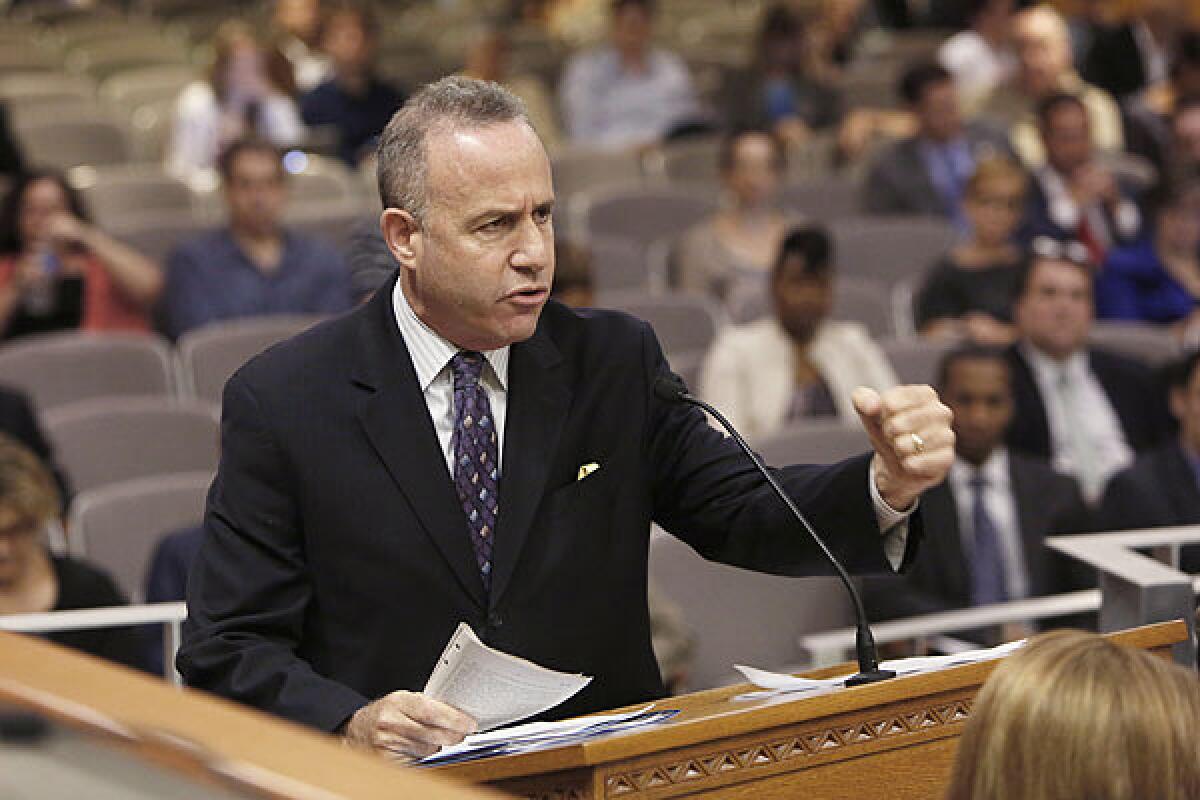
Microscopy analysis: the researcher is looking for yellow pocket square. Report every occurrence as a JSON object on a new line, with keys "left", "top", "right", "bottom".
{"left": 577, "top": 462, "right": 600, "bottom": 481}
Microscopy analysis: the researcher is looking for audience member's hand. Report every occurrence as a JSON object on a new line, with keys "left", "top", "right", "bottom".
{"left": 853, "top": 385, "right": 955, "bottom": 512}
{"left": 44, "top": 212, "right": 91, "bottom": 251}
{"left": 962, "top": 312, "right": 1017, "bottom": 346}
{"left": 343, "top": 690, "right": 477, "bottom": 761}
{"left": 1072, "top": 162, "right": 1118, "bottom": 207}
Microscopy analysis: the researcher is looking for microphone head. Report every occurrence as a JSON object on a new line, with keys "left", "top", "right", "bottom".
{"left": 653, "top": 373, "right": 689, "bottom": 403}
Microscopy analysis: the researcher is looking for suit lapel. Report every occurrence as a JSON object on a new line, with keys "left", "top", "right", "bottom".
{"left": 1010, "top": 457, "right": 1048, "bottom": 594}
{"left": 488, "top": 326, "right": 570, "bottom": 608}
{"left": 352, "top": 281, "right": 488, "bottom": 609}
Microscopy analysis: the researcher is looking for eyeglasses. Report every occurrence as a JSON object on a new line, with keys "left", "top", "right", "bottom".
{"left": 1029, "top": 236, "right": 1093, "bottom": 267}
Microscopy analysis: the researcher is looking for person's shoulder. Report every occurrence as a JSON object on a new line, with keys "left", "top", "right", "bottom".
{"left": 1087, "top": 346, "right": 1155, "bottom": 379}
{"left": 1008, "top": 450, "right": 1073, "bottom": 484}
{"left": 938, "top": 29, "right": 983, "bottom": 61}
{"left": 1103, "top": 237, "right": 1161, "bottom": 275}
{"left": 168, "top": 228, "right": 230, "bottom": 264}
{"left": 51, "top": 555, "right": 126, "bottom": 607}
{"left": 282, "top": 229, "right": 344, "bottom": 266}
{"left": 539, "top": 299, "right": 650, "bottom": 346}
{"left": 228, "top": 302, "right": 364, "bottom": 393}
{"left": 176, "top": 80, "right": 216, "bottom": 111}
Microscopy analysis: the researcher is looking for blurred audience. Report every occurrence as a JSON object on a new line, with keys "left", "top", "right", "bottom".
{"left": 699, "top": 225, "right": 896, "bottom": 440}
{"left": 550, "top": 239, "right": 595, "bottom": 308}
{"left": 0, "top": 171, "right": 160, "bottom": 340}
{"left": 862, "top": 61, "right": 1010, "bottom": 228}
{"left": 0, "top": 434, "right": 145, "bottom": 671}
{"left": 461, "top": 23, "right": 564, "bottom": 151}
{"left": 1101, "top": 350, "right": 1200, "bottom": 572}
{"left": 945, "top": 629, "right": 1200, "bottom": 800}
{"left": 300, "top": 1, "right": 406, "bottom": 167}
{"left": 166, "top": 20, "right": 305, "bottom": 191}
{"left": 938, "top": 0, "right": 1016, "bottom": 114}
{"left": 1021, "top": 92, "right": 1141, "bottom": 264}
{"left": 1006, "top": 240, "right": 1169, "bottom": 502}
{"left": 1125, "top": 35, "right": 1200, "bottom": 172}
{"left": 272, "top": 0, "right": 331, "bottom": 92}
{"left": 980, "top": 5, "right": 1123, "bottom": 168}
{"left": 674, "top": 129, "right": 797, "bottom": 315}
{"left": 916, "top": 157, "right": 1026, "bottom": 345}
{"left": 159, "top": 139, "right": 352, "bottom": 340}
{"left": 1096, "top": 180, "right": 1200, "bottom": 335}
{"left": 864, "top": 346, "right": 1089, "bottom": 639}
{"left": 0, "top": 104, "right": 23, "bottom": 180}
{"left": 559, "top": 0, "right": 701, "bottom": 150}
{"left": 723, "top": 5, "right": 842, "bottom": 146}
{"left": 0, "top": 385, "right": 69, "bottom": 505}
{"left": 1081, "top": 0, "right": 1181, "bottom": 102}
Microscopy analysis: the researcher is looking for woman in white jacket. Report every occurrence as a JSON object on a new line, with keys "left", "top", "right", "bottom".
{"left": 166, "top": 20, "right": 305, "bottom": 191}
{"left": 700, "top": 224, "right": 897, "bottom": 440}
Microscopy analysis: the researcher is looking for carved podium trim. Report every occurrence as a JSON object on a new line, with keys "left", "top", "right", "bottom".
{"left": 601, "top": 699, "right": 973, "bottom": 797}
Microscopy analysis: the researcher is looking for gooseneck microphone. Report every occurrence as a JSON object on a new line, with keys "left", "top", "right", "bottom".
{"left": 653, "top": 374, "right": 895, "bottom": 688}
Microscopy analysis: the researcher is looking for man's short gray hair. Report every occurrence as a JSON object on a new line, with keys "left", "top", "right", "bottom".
{"left": 376, "top": 76, "right": 530, "bottom": 223}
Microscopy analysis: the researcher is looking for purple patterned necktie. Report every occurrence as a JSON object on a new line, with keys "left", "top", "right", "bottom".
{"left": 450, "top": 351, "right": 499, "bottom": 592}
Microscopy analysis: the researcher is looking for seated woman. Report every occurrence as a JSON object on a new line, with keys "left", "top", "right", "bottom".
{"left": 916, "top": 156, "right": 1027, "bottom": 346}
{"left": 1096, "top": 180, "right": 1200, "bottom": 339}
{"left": 674, "top": 128, "right": 799, "bottom": 320}
{"left": 166, "top": 20, "right": 304, "bottom": 190}
{"left": 0, "top": 434, "right": 146, "bottom": 671}
{"left": 946, "top": 629, "right": 1200, "bottom": 800}
{"left": 0, "top": 171, "right": 161, "bottom": 341}
{"left": 699, "top": 224, "right": 896, "bottom": 440}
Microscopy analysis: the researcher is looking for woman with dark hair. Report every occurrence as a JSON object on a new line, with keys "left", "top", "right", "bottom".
{"left": 166, "top": 19, "right": 304, "bottom": 189}
{"left": 725, "top": 4, "right": 842, "bottom": 144}
{"left": 699, "top": 224, "right": 896, "bottom": 439}
{"left": 0, "top": 171, "right": 161, "bottom": 340}
{"left": 1096, "top": 179, "right": 1200, "bottom": 339}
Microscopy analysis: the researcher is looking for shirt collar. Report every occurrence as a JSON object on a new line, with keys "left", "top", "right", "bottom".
{"left": 950, "top": 447, "right": 1010, "bottom": 491}
{"left": 391, "top": 278, "right": 510, "bottom": 392}
{"left": 1020, "top": 340, "right": 1088, "bottom": 384}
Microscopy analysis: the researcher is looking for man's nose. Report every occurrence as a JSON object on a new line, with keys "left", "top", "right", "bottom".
{"left": 512, "top": 220, "right": 548, "bottom": 272}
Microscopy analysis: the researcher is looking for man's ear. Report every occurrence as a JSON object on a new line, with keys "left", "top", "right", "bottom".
{"left": 380, "top": 208, "right": 421, "bottom": 269}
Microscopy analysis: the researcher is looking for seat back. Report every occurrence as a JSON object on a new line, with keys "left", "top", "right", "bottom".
{"left": 44, "top": 397, "right": 220, "bottom": 493}
{"left": 830, "top": 216, "right": 955, "bottom": 289}
{"left": 575, "top": 185, "right": 720, "bottom": 249}
{"left": 595, "top": 291, "right": 724, "bottom": 357}
{"left": 879, "top": 337, "right": 954, "bottom": 386}
{"left": 177, "top": 315, "right": 327, "bottom": 402}
{"left": 753, "top": 420, "right": 872, "bottom": 465}
{"left": 0, "top": 332, "right": 174, "bottom": 412}
{"left": 67, "top": 471, "right": 212, "bottom": 600}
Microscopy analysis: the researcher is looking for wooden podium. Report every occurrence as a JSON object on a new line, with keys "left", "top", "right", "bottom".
{"left": 0, "top": 631, "right": 497, "bottom": 799}
{"left": 437, "top": 620, "right": 1188, "bottom": 800}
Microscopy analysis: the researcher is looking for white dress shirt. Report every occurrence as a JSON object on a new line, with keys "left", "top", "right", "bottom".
{"left": 1021, "top": 343, "right": 1134, "bottom": 502}
{"left": 948, "top": 448, "right": 1030, "bottom": 600}
{"left": 393, "top": 281, "right": 910, "bottom": 567}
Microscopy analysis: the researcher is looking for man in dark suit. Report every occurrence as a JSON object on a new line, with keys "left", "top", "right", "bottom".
{"left": 862, "top": 61, "right": 1010, "bottom": 226}
{"left": 179, "top": 77, "right": 956, "bottom": 760}
{"left": 1005, "top": 240, "right": 1169, "bottom": 503}
{"left": 865, "top": 345, "right": 1091, "bottom": 641}
{"left": 1081, "top": 0, "right": 1179, "bottom": 100}
{"left": 1102, "top": 350, "right": 1200, "bottom": 572}
{"left": 1019, "top": 93, "right": 1142, "bottom": 264}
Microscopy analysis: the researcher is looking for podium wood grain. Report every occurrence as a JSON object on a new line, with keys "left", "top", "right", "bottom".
{"left": 436, "top": 621, "right": 1187, "bottom": 800}
{"left": 0, "top": 631, "right": 498, "bottom": 799}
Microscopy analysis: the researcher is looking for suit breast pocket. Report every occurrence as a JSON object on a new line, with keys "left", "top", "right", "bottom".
{"left": 540, "top": 460, "right": 620, "bottom": 522}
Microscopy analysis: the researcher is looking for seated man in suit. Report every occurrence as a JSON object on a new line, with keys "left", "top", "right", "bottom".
{"left": 864, "top": 345, "right": 1090, "bottom": 643}
{"left": 1102, "top": 350, "right": 1200, "bottom": 572}
{"left": 179, "top": 77, "right": 955, "bottom": 761}
{"left": 1019, "top": 92, "right": 1141, "bottom": 265}
{"left": 862, "top": 61, "right": 1010, "bottom": 229}
{"left": 1006, "top": 239, "right": 1170, "bottom": 503}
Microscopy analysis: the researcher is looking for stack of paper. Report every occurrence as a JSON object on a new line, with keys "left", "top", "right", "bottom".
{"left": 420, "top": 706, "right": 678, "bottom": 766}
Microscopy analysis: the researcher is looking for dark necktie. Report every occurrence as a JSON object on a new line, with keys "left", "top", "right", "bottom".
{"left": 450, "top": 351, "right": 499, "bottom": 592}
{"left": 969, "top": 474, "right": 1008, "bottom": 605}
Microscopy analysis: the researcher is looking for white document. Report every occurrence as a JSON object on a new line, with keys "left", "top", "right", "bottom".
{"left": 736, "top": 639, "right": 1027, "bottom": 693}
{"left": 423, "top": 623, "right": 592, "bottom": 732}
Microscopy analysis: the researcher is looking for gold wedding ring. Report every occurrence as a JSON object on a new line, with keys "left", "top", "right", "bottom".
{"left": 909, "top": 433, "right": 925, "bottom": 454}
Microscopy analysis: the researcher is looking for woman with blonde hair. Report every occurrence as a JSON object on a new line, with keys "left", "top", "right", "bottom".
{"left": 166, "top": 20, "right": 304, "bottom": 190}
{"left": 0, "top": 433, "right": 145, "bottom": 670}
{"left": 946, "top": 629, "right": 1200, "bottom": 800}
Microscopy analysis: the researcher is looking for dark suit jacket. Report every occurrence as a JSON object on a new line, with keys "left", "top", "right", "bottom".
{"left": 1082, "top": 23, "right": 1148, "bottom": 100}
{"left": 861, "top": 123, "right": 1011, "bottom": 217}
{"left": 1101, "top": 443, "right": 1200, "bottom": 572}
{"left": 179, "top": 277, "right": 919, "bottom": 732}
{"left": 1017, "top": 171, "right": 1142, "bottom": 249}
{"left": 1005, "top": 344, "right": 1170, "bottom": 461}
{"left": 864, "top": 452, "right": 1091, "bottom": 622}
